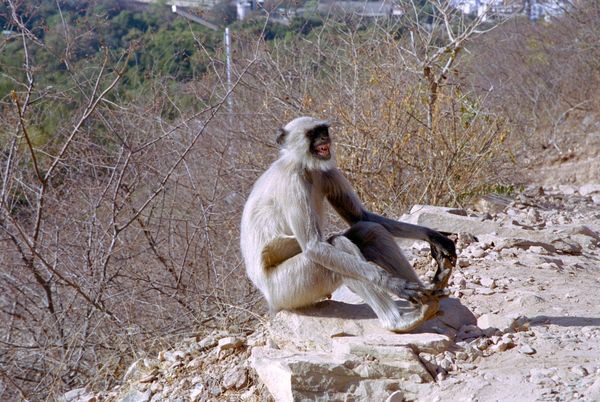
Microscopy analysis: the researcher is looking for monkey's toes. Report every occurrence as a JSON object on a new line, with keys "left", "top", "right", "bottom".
{"left": 387, "top": 298, "right": 440, "bottom": 333}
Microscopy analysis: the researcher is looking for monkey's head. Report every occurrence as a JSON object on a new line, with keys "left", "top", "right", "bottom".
{"left": 277, "top": 116, "right": 336, "bottom": 171}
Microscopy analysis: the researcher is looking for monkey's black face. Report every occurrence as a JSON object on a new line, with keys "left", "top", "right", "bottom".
{"left": 307, "top": 125, "right": 331, "bottom": 160}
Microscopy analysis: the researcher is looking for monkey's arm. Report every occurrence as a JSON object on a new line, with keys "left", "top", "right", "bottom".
{"left": 323, "top": 169, "right": 456, "bottom": 264}
{"left": 285, "top": 179, "right": 429, "bottom": 301}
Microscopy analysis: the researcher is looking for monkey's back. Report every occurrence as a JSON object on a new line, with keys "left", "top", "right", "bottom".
{"left": 240, "top": 160, "right": 301, "bottom": 283}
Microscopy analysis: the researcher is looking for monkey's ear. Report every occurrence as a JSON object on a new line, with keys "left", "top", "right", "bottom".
{"left": 276, "top": 128, "right": 287, "bottom": 146}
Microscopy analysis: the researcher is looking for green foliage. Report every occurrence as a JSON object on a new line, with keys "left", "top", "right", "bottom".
{"left": 0, "top": 0, "right": 224, "bottom": 134}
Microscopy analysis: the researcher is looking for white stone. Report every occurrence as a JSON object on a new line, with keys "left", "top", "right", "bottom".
{"left": 190, "top": 385, "right": 204, "bottom": 402}
{"left": 143, "top": 358, "right": 160, "bottom": 370}
{"left": 269, "top": 297, "right": 471, "bottom": 354}
{"left": 385, "top": 390, "right": 405, "bottom": 402}
{"left": 198, "top": 335, "right": 218, "bottom": 350}
{"left": 477, "top": 287, "right": 495, "bottom": 295}
{"left": 519, "top": 344, "right": 536, "bottom": 355}
{"left": 551, "top": 237, "right": 583, "bottom": 254}
{"left": 471, "top": 247, "right": 485, "bottom": 258}
{"left": 218, "top": 336, "right": 245, "bottom": 350}
{"left": 477, "top": 313, "right": 528, "bottom": 332}
{"left": 496, "top": 238, "right": 556, "bottom": 253}
{"left": 528, "top": 246, "right": 548, "bottom": 254}
{"left": 439, "top": 357, "right": 453, "bottom": 371}
{"left": 400, "top": 209, "right": 501, "bottom": 236}
{"left": 473, "top": 194, "right": 512, "bottom": 214}
{"left": 123, "top": 359, "right": 145, "bottom": 382}
{"left": 579, "top": 183, "right": 600, "bottom": 196}
{"left": 186, "top": 357, "right": 202, "bottom": 369}
{"left": 240, "top": 386, "right": 257, "bottom": 400}
{"left": 408, "top": 204, "right": 468, "bottom": 216}
{"left": 222, "top": 367, "right": 247, "bottom": 390}
{"left": 571, "top": 366, "right": 589, "bottom": 378}
{"left": 480, "top": 278, "right": 496, "bottom": 289}
{"left": 118, "top": 389, "right": 152, "bottom": 402}
{"left": 558, "top": 185, "right": 576, "bottom": 195}
{"left": 59, "top": 388, "right": 96, "bottom": 402}
{"left": 529, "top": 368, "right": 557, "bottom": 385}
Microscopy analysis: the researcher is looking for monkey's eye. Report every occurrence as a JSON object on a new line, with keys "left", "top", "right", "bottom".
{"left": 307, "top": 126, "right": 329, "bottom": 140}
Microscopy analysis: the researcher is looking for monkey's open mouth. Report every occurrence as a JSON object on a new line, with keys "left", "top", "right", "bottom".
{"left": 315, "top": 143, "right": 331, "bottom": 158}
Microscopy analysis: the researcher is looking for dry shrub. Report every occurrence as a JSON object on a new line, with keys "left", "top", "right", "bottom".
{"left": 233, "top": 22, "right": 510, "bottom": 215}
{"left": 465, "top": 0, "right": 600, "bottom": 150}
{"left": 0, "top": 65, "right": 260, "bottom": 399}
{"left": 334, "top": 88, "right": 508, "bottom": 211}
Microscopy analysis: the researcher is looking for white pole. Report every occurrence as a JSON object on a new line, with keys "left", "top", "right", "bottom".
{"left": 225, "top": 27, "right": 233, "bottom": 119}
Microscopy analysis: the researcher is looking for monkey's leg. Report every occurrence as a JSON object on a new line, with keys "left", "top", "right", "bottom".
{"left": 266, "top": 252, "right": 342, "bottom": 311}
{"left": 345, "top": 279, "right": 439, "bottom": 332}
{"left": 343, "top": 221, "right": 421, "bottom": 282}
{"left": 329, "top": 234, "right": 438, "bottom": 332}
{"left": 346, "top": 221, "right": 452, "bottom": 292}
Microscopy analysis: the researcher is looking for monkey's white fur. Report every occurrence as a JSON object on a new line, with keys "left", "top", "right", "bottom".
{"left": 241, "top": 116, "right": 436, "bottom": 331}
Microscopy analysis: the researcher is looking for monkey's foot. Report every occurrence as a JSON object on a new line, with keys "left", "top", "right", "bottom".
{"left": 386, "top": 298, "right": 440, "bottom": 333}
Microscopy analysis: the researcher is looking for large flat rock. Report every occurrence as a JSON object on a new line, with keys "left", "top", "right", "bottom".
{"left": 269, "top": 297, "right": 475, "bottom": 354}
{"left": 400, "top": 205, "right": 590, "bottom": 255}
{"left": 251, "top": 345, "right": 431, "bottom": 402}
{"left": 252, "top": 293, "right": 477, "bottom": 401}
{"left": 401, "top": 206, "right": 526, "bottom": 237}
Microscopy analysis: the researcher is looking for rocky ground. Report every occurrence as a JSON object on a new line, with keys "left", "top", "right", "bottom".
{"left": 61, "top": 135, "right": 600, "bottom": 402}
{"left": 414, "top": 184, "right": 600, "bottom": 402}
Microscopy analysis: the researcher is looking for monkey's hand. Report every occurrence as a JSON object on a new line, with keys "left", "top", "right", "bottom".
{"left": 429, "top": 232, "right": 457, "bottom": 290}
{"left": 382, "top": 277, "right": 436, "bottom": 304}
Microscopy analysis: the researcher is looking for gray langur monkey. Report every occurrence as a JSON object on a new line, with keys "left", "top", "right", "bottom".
{"left": 240, "top": 116, "right": 456, "bottom": 332}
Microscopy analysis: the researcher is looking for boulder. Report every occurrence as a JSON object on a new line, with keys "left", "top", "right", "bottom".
{"left": 269, "top": 295, "right": 475, "bottom": 354}
{"left": 401, "top": 206, "right": 585, "bottom": 255}
{"left": 218, "top": 336, "right": 245, "bottom": 351}
{"left": 252, "top": 290, "right": 478, "bottom": 401}
{"left": 409, "top": 204, "right": 468, "bottom": 216}
{"left": 401, "top": 208, "right": 499, "bottom": 236}
{"left": 477, "top": 313, "right": 529, "bottom": 333}
{"left": 494, "top": 238, "right": 556, "bottom": 253}
{"left": 250, "top": 346, "right": 430, "bottom": 402}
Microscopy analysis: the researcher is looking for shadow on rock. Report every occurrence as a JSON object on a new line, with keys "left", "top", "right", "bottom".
{"left": 528, "top": 315, "right": 600, "bottom": 327}
{"left": 270, "top": 293, "right": 477, "bottom": 353}
{"left": 291, "top": 297, "right": 477, "bottom": 335}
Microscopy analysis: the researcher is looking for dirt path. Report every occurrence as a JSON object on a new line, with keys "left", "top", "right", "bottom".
{"left": 419, "top": 156, "right": 600, "bottom": 401}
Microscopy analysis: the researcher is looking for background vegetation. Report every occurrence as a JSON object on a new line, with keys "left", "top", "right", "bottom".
{"left": 0, "top": 0, "right": 598, "bottom": 399}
